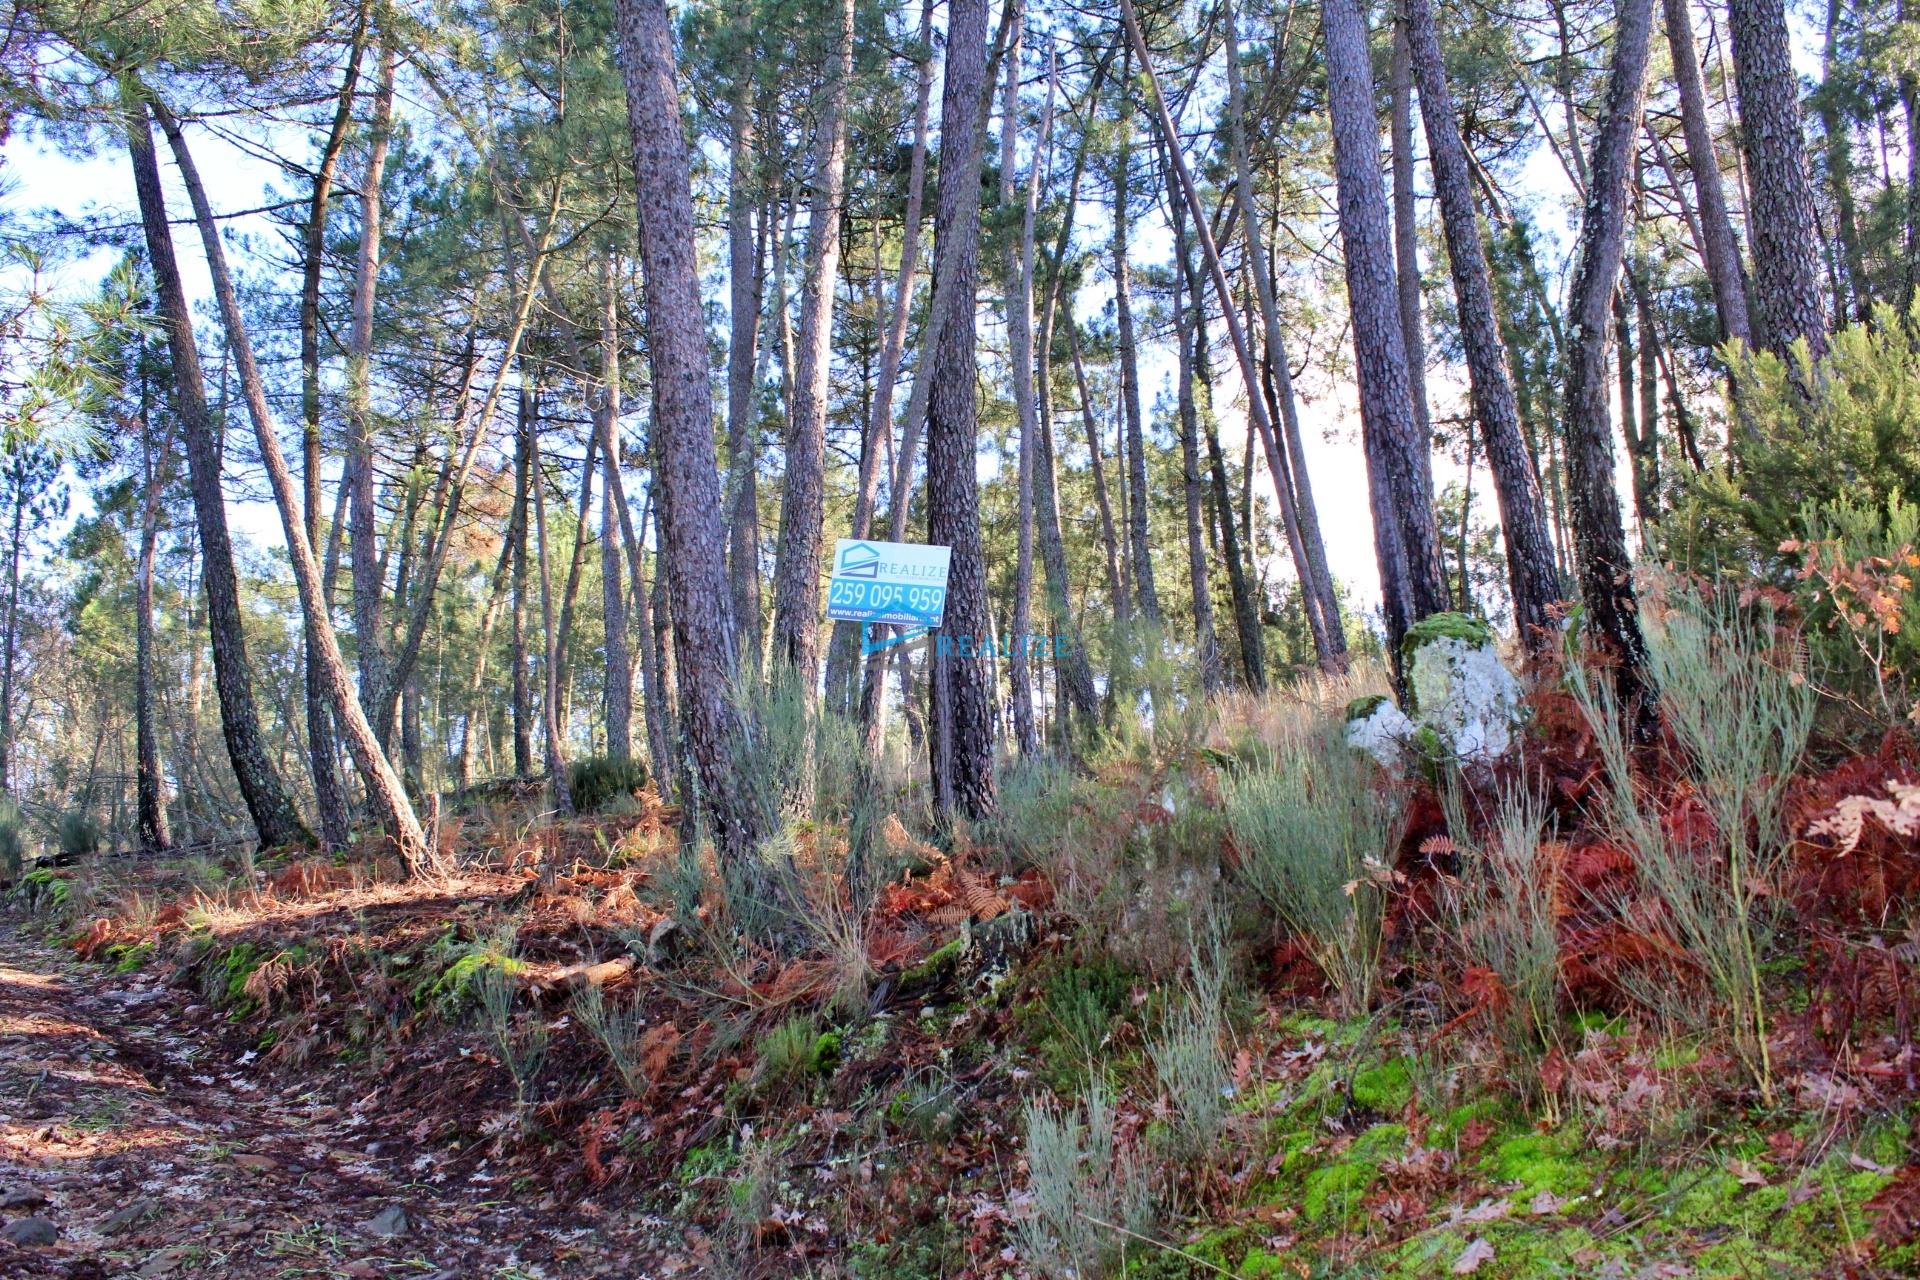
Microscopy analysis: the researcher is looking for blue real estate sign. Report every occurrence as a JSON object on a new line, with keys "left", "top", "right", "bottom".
{"left": 826, "top": 539, "right": 952, "bottom": 629}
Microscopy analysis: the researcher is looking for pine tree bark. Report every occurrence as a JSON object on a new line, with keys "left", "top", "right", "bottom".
{"left": 135, "top": 350, "right": 172, "bottom": 851}
{"left": 347, "top": 42, "right": 397, "bottom": 746}
{"left": 1390, "top": 13, "right": 1434, "bottom": 503}
{"left": 1322, "top": 0, "right": 1450, "bottom": 647}
{"left": 1169, "top": 167, "right": 1222, "bottom": 695}
{"left": 600, "top": 273, "right": 634, "bottom": 762}
{"left": 1111, "top": 51, "right": 1160, "bottom": 625}
{"left": 146, "top": 98, "right": 427, "bottom": 864}
{"left": 1561, "top": 0, "right": 1655, "bottom": 690}
{"left": 527, "top": 423, "right": 574, "bottom": 816}
{"left": 770, "top": 0, "right": 855, "bottom": 704}
{"left": 1220, "top": 0, "right": 1344, "bottom": 667}
{"left": 1032, "top": 127, "right": 1103, "bottom": 728}
{"left": 833, "top": 0, "right": 935, "bottom": 708}
{"left": 616, "top": 0, "right": 761, "bottom": 857}
{"left": 724, "top": 15, "right": 764, "bottom": 677}
{"left": 925, "top": 0, "right": 997, "bottom": 818}
{"left": 298, "top": 0, "right": 367, "bottom": 852}
{"left": 1403, "top": 0, "right": 1564, "bottom": 645}
{"left": 1728, "top": 0, "right": 1830, "bottom": 360}
{"left": 127, "top": 104, "right": 311, "bottom": 851}
{"left": 1000, "top": 15, "right": 1045, "bottom": 755}
{"left": 1664, "top": 0, "right": 1752, "bottom": 347}
{"left": 510, "top": 392, "right": 533, "bottom": 778}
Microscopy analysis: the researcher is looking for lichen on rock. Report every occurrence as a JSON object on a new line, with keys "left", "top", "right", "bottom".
{"left": 1345, "top": 612, "right": 1524, "bottom": 769}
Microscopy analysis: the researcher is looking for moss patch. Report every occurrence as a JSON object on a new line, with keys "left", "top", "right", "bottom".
{"left": 1350, "top": 1057, "right": 1413, "bottom": 1114}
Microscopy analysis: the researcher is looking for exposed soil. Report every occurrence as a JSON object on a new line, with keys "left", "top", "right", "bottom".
{"left": 0, "top": 911, "right": 691, "bottom": 1279}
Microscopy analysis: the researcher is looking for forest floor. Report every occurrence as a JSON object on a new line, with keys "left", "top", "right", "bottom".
{"left": 0, "top": 907, "right": 695, "bottom": 1279}
{"left": 8, "top": 694, "right": 1920, "bottom": 1277}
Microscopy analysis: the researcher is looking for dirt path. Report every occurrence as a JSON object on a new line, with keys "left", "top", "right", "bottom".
{"left": 0, "top": 913, "right": 685, "bottom": 1279}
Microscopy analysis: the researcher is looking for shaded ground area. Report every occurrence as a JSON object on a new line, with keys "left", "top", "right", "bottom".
{"left": 0, "top": 911, "right": 687, "bottom": 1279}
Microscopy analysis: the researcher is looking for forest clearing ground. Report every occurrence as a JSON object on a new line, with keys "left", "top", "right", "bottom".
{"left": 0, "top": 910, "right": 683, "bottom": 1280}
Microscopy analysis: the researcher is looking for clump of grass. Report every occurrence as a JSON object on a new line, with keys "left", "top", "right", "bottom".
{"left": 1018, "top": 1076, "right": 1153, "bottom": 1279}
{"left": 756, "top": 1013, "right": 823, "bottom": 1087}
{"left": 1572, "top": 577, "right": 1815, "bottom": 1102}
{"left": 1223, "top": 722, "right": 1404, "bottom": 1015}
{"left": 1146, "top": 926, "right": 1233, "bottom": 1163}
{"left": 1439, "top": 770, "right": 1559, "bottom": 1056}
{"left": 987, "top": 753, "right": 1077, "bottom": 866}
{"left": 56, "top": 809, "right": 100, "bottom": 860}
{"left": 573, "top": 984, "right": 656, "bottom": 1097}
{"left": 476, "top": 951, "right": 546, "bottom": 1110}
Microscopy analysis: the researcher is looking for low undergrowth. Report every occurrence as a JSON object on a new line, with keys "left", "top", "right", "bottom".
{"left": 16, "top": 597, "right": 1920, "bottom": 1277}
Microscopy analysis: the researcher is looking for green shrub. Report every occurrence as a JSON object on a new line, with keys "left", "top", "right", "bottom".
{"left": 1665, "top": 308, "right": 1920, "bottom": 574}
{"left": 1222, "top": 723, "right": 1404, "bottom": 1015}
{"left": 1780, "top": 495, "right": 1920, "bottom": 724}
{"left": 1146, "top": 929, "right": 1232, "bottom": 1161}
{"left": 756, "top": 1013, "right": 826, "bottom": 1087}
{"left": 1572, "top": 577, "right": 1813, "bottom": 1101}
{"left": 56, "top": 809, "right": 100, "bottom": 860}
{"left": 566, "top": 754, "right": 650, "bottom": 813}
{"left": 1018, "top": 1076, "right": 1152, "bottom": 1279}
{"left": 0, "top": 799, "right": 24, "bottom": 882}
{"left": 476, "top": 951, "right": 545, "bottom": 1109}
{"left": 1439, "top": 773, "right": 1559, "bottom": 1054}
{"left": 574, "top": 984, "right": 658, "bottom": 1097}
{"left": 986, "top": 753, "right": 1077, "bottom": 865}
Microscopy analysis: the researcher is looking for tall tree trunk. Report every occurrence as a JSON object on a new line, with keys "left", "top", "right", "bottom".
{"left": 457, "top": 532, "right": 514, "bottom": 790}
{"left": 1819, "top": 0, "right": 1868, "bottom": 323}
{"left": 1561, "top": 0, "right": 1655, "bottom": 694}
{"left": 616, "top": 0, "right": 760, "bottom": 857}
{"left": 1663, "top": 0, "right": 1753, "bottom": 347}
{"left": 1390, "top": 13, "right": 1434, "bottom": 501}
{"left": 298, "top": 0, "right": 368, "bottom": 852}
{"left": 1032, "top": 119, "right": 1103, "bottom": 728}
{"left": 1729, "top": 0, "right": 1830, "bottom": 360}
{"left": 1067, "top": 318, "right": 1126, "bottom": 618}
{"left": 147, "top": 98, "right": 427, "bottom": 864}
{"left": 1404, "top": 0, "right": 1563, "bottom": 645}
{"left": 647, "top": 489, "right": 684, "bottom": 798}
{"left": 528, "top": 421, "right": 574, "bottom": 816}
{"left": 511, "top": 391, "right": 533, "bottom": 778}
{"left": 1001, "top": 15, "right": 1046, "bottom": 755}
{"left": 347, "top": 42, "right": 397, "bottom": 745}
{"left": 552, "top": 424, "right": 599, "bottom": 734}
{"left": 770, "top": 0, "right": 855, "bottom": 710}
{"left": 1198, "top": 326, "right": 1265, "bottom": 690}
{"left": 1902, "top": 0, "right": 1920, "bottom": 310}
{"left": 1321, "top": 0, "right": 1450, "bottom": 651}
{"left": 832, "top": 0, "right": 936, "bottom": 711}
{"left": 0, "top": 453, "right": 22, "bottom": 799}
{"left": 1221, "top": 0, "right": 1344, "bottom": 667}
{"left": 126, "top": 102, "right": 311, "bottom": 850}
{"left": 1111, "top": 48, "right": 1160, "bottom": 625}
{"left": 1170, "top": 163, "right": 1222, "bottom": 695}
{"left": 724, "top": 16, "right": 764, "bottom": 677}
{"left": 925, "top": 0, "right": 997, "bottom": 819}
{"left": 135, "top": 353, "right": 172, "bottom": 852}
{"left": 600, "top": 276, "right": 634, "bottom": 762}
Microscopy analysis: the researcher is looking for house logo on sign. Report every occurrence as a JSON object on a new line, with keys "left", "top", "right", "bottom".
{"left": 838, "top": 542, "right": 881, "bottom": 580}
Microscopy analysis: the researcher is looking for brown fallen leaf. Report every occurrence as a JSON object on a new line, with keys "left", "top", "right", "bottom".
{"left": 1453, "top": 1236, "right": 1496, "bottom": 1274}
